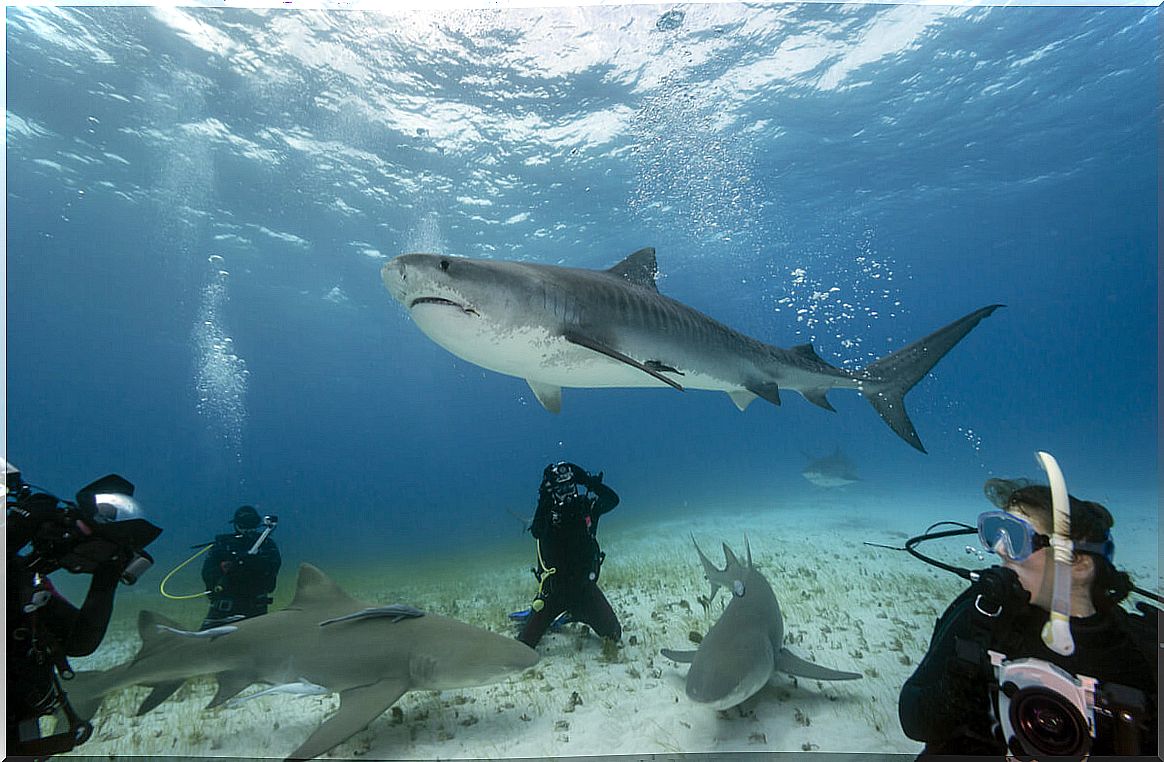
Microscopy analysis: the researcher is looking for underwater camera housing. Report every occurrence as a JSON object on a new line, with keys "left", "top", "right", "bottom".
{"left": 989, "top": 651, "right": 1147, "bottom": 758}
{"left": 262, "top": 514, "right": 278, "bottom": 528}
{"left": 12, "top": 475, "right": 162, "bottom": 585}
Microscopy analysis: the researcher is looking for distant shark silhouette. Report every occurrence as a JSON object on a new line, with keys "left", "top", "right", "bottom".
{"left": 69, "top": 564, "right": 538, "bottom": 761}
{"left": 801, "top": 447, "right": 860, "bottom": 488}
{"left": 662, "top": 538, "right": 861, "bottom": 710}
{"left": 383, "top": 248, "right": 1001, "bottom": 452}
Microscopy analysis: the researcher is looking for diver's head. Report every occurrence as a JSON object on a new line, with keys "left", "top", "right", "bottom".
{"left": 541, "top": 462, "right": 587, "bottom": 502}
{"left": 980, "top": 481, "right": 1127, "bottom": 614}
{"left": 233, "top": 505, "right": 261, "bottom": 532}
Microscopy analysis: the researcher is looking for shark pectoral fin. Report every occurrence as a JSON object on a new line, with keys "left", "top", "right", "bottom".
{"left": 660, "top": 648, "right": 698, "bottom": 664}
{"left": 136, "top": 680, "right": 184, "bottom": 715}
{"left": 526, "top": 379, "right": 563, "bottom": 413}
{"left": 563, "top": 330, "right": 685, "bottom": 392}
{"left": 285, "top": 679, "right": 408, "bottom": 762}
{"left": 207, "top": 671, "right": 257, "bottom": 709}
{"left": 727, "top": 390, "right": 758, "bottom": 411}
{"left": 746, "top": 382, "right": 781, "bottom": 406}
{"left": 775, "top": 647, "right": 862, "bottom": 681}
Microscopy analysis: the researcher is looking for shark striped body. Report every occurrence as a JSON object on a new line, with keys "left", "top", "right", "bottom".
{"left": 383, "top": 247, "right": 1001, "bottom": 452}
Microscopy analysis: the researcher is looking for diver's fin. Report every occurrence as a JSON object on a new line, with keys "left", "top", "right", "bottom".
{"left": 207, "top": 670, "right": 256, "bottom": 708}
{"left": 727, "top": 390, "right": 758, "bottom": 411}
{"left": 774, "top": 647, "right": 862, "bottom": 681}
{"left": 564, "top": 330, "right": 684, "bottom": 391}
{"left": 605, "top": 247, "right": 659, "bottom": 292}
{"left": 660, "top": 648, "right": 697, "bottom": 663}
{"left": 286, "top": 678, "right": 409, "bottom": 762}
{"left": 137, "top": 680, "right": 184, "bottom": 715}
{"left": 526, "top": 379, "right": 562, "bottom": 413}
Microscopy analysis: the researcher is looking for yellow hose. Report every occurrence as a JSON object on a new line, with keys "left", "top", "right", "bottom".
{"left": 532, "top": 540, "right": 556, "bottom": 611}
{"left": 159, "top": 544, "right": 213, "bottom": 600}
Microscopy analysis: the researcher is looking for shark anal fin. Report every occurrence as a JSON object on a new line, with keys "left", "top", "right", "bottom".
{"left": 802, "top": 389, "right": 835, "bottom": 412}
{"left": 208, "top": 671, "right": 257, "bottom": 709}
{"left": 137, "top": 680, "right": 184, "bottom": 715}
{"left": 285, "top": 678, "right": 409, "bottom": 761}
{"left": 774, "top": 647, "right": 862, "bottom": 681}
{"left": 605, "top": 247, "right": 659, "bottom": 292}
{"left": 563, "top": 330, "right": 684, "bottom": 392}
{"left": 660, "top": 648, "right": 697, "bottom": 664}
{"left": 746, "top": 382, "right": 781, "bottom": 406}
{"left": 525, "top": 379, "right": 562, "bottom": 413}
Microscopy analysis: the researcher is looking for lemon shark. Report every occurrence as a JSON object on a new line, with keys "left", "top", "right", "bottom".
{"left": 383, "top": 248, "right": 1001, "bottom": 452}
{"left": 67, "top": 564, "right": 538, "bottom": 761}
{"left": 661, "top": 538, "right": 861, "bottom": 710}
{"left": 801, "top": 447, "right": 860, "bottom": 488}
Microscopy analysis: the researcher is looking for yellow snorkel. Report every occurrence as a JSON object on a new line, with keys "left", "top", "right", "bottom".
{"left": 1034, "top": 450, "right": 1075, "bottom": 656}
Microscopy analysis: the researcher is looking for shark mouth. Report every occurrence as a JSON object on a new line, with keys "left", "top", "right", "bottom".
{"left": 409, "top": 296, "right": 479, "bottom": 316}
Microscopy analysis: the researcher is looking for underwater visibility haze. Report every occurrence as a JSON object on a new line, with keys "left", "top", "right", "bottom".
{"left": 3, "top": 3, "right": 1160, "bottom": 755}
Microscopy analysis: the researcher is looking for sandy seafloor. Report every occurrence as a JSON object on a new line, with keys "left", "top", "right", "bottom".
{"left": 62, "top": 491, "right": 1159, "bottom": 761}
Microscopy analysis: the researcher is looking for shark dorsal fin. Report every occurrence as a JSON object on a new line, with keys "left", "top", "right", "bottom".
{"left": 288, "top": 563, "right": 359, "bottom": 610}
{"left": 605, "top": 247, "right": 659, "bottom": 292}
{"left": 790, "top": 343, "right": 826, "bottom": 363}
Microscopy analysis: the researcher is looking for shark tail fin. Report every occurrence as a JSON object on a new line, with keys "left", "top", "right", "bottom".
{"left": 859, "top": 304, "right": 1003, "bottom": 453}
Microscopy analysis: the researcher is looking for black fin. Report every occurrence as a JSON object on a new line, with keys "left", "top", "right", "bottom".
{"left": 564, "top": 330, "right": 684, "bottom": 391}
{"left": 605, "top": 247, "right": 659, "bottom": 292}
{"left": 746, "top": 382, "right": 782, "bottom": 406}
{"left": 802, "top": 389, "right": 835, "bottom": 411}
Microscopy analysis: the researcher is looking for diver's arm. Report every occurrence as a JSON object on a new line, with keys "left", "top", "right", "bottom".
{"left": 60, "top": 563, "right": 121, "bottom": 657}
{"left": 201, "top": 538, "right": 225, "bottom": 589}
{"left": 529, "top": 493, "right": 552, "bottom": 539}
{"left": 259, "top": 540, "right": 281, "bottom": 592}
{"left": 588, "top": 481, "right": 619, "bottom": 515}
{"left": 898, "top": 591, "right": 991, "bottom": 745}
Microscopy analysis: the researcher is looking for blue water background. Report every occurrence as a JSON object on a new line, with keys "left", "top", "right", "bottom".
{"left": 5, "top": 5, "right": 1158, "bottom": 579}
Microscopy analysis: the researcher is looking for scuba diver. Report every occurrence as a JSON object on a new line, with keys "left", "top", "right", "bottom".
{"left": 515, "top": 462, "right": 622, "bottom": 648}
{"left": 891, "top": 453, "right": 1159, "bottom": 758}
{"left": 7, "top": 460, "right": 162, "bottom": 759}
{"left": 200, "top": 505, "right": 281, "bottom": 630}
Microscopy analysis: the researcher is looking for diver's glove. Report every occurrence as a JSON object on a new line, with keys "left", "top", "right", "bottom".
{"left": 969, "top": 565, "right": 1029, "bottom": 621}
{"left": 586, "top": 471, "right": 604, "bottom": 488}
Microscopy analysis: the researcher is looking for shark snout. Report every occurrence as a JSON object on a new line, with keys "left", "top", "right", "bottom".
{"left": 381, "top": 258, "right": 408, "bottom": 303}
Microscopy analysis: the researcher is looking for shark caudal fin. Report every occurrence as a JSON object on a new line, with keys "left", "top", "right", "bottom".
{"left": 859, "top": 304, "right": 1003, "bottom": 453}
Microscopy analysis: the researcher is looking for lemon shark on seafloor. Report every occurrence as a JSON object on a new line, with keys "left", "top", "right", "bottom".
{"left": 661, "top": 538, "right": 862, "bottom": 710}
{"left": 383, "top": 248, "right": 1002, "bottom": 452}
{"left": 67, "top": 564, "right": 538, "bottom": 761}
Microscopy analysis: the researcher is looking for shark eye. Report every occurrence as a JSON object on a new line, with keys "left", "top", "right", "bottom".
{"left": 439, "top": 259, "right": 450, "bottom": 272}
{"left": 732, "top": 579, "right": 745, "bottom": 597}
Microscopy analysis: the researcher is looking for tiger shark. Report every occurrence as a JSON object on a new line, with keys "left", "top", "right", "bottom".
{"left": 68, "top": 564, "right": 538, "bottom": 761}
{"left": 661, "top": 538, "right": 861, "bottom": 710}
{"left": 383, "top": 247, "right": 1001, "bottom": 452}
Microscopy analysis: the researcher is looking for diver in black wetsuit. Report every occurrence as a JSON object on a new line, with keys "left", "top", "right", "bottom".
{"left": 200, "top": 505, "right": 281, "bottom": 630}
{"left": 517, "top": 462, "right": 621, "bottom": 648}
{"left": 7, "top": 461, "right": 161, "bottom": 758}
{"left": 898, "top": 480, "right": 1157, "bottom": 757}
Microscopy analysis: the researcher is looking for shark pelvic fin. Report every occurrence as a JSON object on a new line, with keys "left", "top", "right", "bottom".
{"left": 605, "top": 247, "right": 659, "bottom": 292}
{"left": 286, "top": 678, "right": 410, "bottom": 762}
{"left": 526, "top": 379, "right": 562, "bottom": 413}
{"left": 746, "top": 382, "right": 781, "bottom": 406}
{"left": 563, "top": 330, "right": 684, "bottom": 391}
{"left": 727, "top": 390, "right": 758, "bottom": 411}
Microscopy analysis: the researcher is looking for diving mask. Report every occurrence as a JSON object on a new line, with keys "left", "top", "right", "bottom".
{"left": 977, "top": 510, "right": 1113, "bottom": 563}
